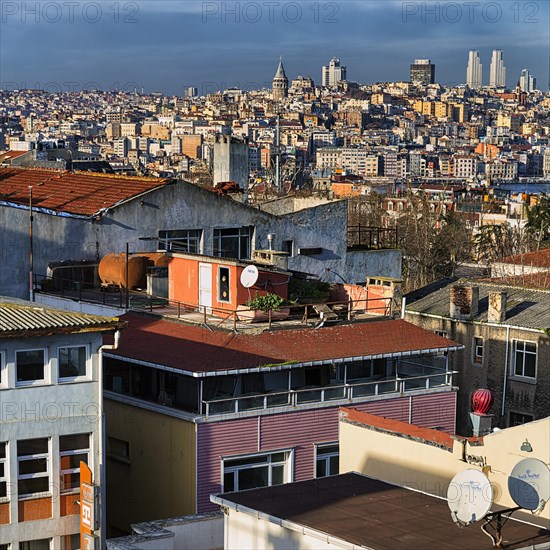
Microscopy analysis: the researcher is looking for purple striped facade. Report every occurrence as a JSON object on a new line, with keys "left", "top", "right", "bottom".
{"left": 196, "top": 391, "right": 456, "bottom": 512}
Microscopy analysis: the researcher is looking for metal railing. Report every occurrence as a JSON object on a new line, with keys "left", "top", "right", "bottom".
{"left": 347, "top": 225, "right": 398, "bottom": 250}
{"left": 203, "top": 370, "right": 456, "bottom": 417}
{"left": 33, "top": 273, "right": 393, "bottom": 331}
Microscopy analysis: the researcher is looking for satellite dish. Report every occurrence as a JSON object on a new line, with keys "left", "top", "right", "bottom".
{"left": 240, "top": 265, "right": 259, "bottom": 288}
{"left": 508, "top": 458, "right": 550, "bottom": 512}
{"left": 447, "top": 469, "right": 493, "bottom": 525}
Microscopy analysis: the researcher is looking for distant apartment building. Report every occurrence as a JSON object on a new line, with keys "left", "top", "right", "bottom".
{"left": 453, "top": 155, "right": 477, "bottom": 179}
{"left": 113, "top": 137, "right": 129, "bottom": 158}
{"left": 322, "top": 58, "right": 347, "bottom": 87}
{"left": 0, "top": 298, "right": 121, "bottom": 550}
{"left": 519, "top": 69, "right": 537, "bottom": 93}
{"left": 409, "top": 59, "right": 435, "bottom": 86}
{"left": 544, "top": 149, "right": 550, "bottom": 177}
{"left": 485, "top": 158, "right": 519, "bottom": 181}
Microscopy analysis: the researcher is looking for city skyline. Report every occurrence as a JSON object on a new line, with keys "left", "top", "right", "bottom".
{"left": 1, "top": 1, "right": 548, "bottom": 94}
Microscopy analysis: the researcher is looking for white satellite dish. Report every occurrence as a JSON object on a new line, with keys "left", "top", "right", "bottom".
{"left": 508, "top": 458, "right": 550, "bottom": 512}
{"left": 240, "top": 265, "right": 259, "bottom": 288}
{"left": 447, "top": 469, "right": 493, "bottom": 525}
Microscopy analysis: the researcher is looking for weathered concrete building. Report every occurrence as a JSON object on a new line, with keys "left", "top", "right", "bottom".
{"left": 0, "top": 167, "right": 401, "bottom": 300}
{"left": 405, "top": 279, "right": 550, "bottom": 434}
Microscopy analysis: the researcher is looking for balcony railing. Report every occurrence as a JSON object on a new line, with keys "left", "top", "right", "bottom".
{"left": 203, "top": 368, "right": 455, "bottom": 417}
{"left": 347, "top": 225, "right": 398, "bottom": 250}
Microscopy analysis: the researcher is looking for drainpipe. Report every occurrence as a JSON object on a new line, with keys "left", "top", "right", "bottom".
{"left": 501, "top": 325, "right": 510, "bottom": 422}
{"left": 98, "top": 330, "right": 121, "bottom": 548}
{"left": 401, "top": 296, "right": 407, "bottom": 319}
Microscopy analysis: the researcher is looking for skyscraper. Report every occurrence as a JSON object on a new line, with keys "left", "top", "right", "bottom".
{"left": 489, "top": 50, "right": 506, "bottom": 88}
{"left": 519, "top": 69, "right": 537, "bottom": 92}
{"left": 272, "top": 58, "right": 289, "bottom": 100}
{"left": 409, "top": 59, "right": 435, "bottom": 86}
{"left": 322, "top": 58, "right": 347, "bottom": 87}
{"left": 466, "top": 50, "right": 482, "bottom": 88}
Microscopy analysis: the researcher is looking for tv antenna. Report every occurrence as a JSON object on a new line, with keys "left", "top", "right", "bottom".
{"left": 240, "top": 265, "right": 259, "bottom": 288}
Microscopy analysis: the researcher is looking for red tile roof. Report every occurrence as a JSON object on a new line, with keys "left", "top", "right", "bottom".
{"left": 109, "top": 313, "right": 462, "bottom": 374}
{"left": 500, "top": 248, "right": 550, "bottom": 268}
{"left": 340, "top": 407, "right": 454, "bottom": 448}
{"left": 482, "top": 270, "right": 550, "bottom": 289}
{"left": 0, "top": 167, "right": 169, "bottom": 216}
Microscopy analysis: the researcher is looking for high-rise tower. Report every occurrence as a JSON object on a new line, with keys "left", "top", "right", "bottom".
{"left": 489, "top": 50, "right": 506, "bottom": 88}
{"left": 272, "top": 58, "right": 288, "bottom": 100}
{"left": 466, "top": 50, "right": 482, "bottom": 88}
{"left": 410, "top": 59, "right": 435, "bottom": 85}
{"left": 519, "top": 69, "right": 537, "bottom": 92}
{"left": 322, "top": 58, "right": 347, "bottom": 87}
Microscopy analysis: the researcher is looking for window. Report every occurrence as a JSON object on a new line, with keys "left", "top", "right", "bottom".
{"left": 282, "top": 240, "right": 294, "bottom": 257}
{"left": 18, "top": 438, "right": 50, "bottom": 497}
{"left": 213, "top": 226, "right": 252, "bottom": 260}
{"left": 0, "top": 442, "right": 7, "bottom": 498}
{"left": 434, "top": 330, "right": 448, "bottom": 338}
{"left": 16, "top": 349, "right": 46, "bottom": 385}
{"left": 60, "top": 434, "right": 90, "bottom": 492}
{"left": 60, "top": 534, "right": 79, "bottom": 550}
{"left": 107, "top": 437, "right": 130, "bottom": 462}
{"left": 58, "top": 346, "right": 87, "bottom": 380}
{"left": 223, "top": 450, "right": 292, "bottom": 493}
{"left": 315, "top": 443, "right": 339, "bottom": 478}
{"left": 512, "top": 340, "right": 537, "bottom": 379}
{"left": 509, "top": 412, "right": 534, "bottom": 427}
{"left": 158, "top": 229, "right": 202, "bottom": 254}
{"left": 20, "top": 540, "right": 51, "bottom": 550}
{"left": 218, "top": 267, "right": 230, "bottom": 302}
{"left": 473, "top": 337, "right": 483, "bottom": 365}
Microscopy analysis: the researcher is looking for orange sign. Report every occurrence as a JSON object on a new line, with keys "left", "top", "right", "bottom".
{"left": 80, "top": 461, "right": 96, "bottom": 549}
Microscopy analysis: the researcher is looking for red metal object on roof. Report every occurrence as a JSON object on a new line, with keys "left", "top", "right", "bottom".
{"left": 471, "top": 388, "right": 494, "bottom": 415}
{"left": 0, "top": 167, "right": 169, "bottom": 216}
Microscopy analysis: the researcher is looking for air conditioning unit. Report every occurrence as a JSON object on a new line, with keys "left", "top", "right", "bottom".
{"left": 252, "top": 250, "right": 289, "bottom": 271}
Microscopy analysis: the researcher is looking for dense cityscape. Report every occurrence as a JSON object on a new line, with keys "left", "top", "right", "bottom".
{"left": 1, "top": 12, "right": 550, "bottom": 550}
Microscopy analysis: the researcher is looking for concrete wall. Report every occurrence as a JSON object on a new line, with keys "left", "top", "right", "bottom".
{"left": 339, "top": 415, "right": 550, "bottom": 526}
{"left": 224, "top": 509, "right": 346, "bottom": 550}
{"left": 1, "top": 181, "right": 400, "bottom": 299}
{"left": 404, "top": 311, "right": 550, "bottom": 434}
{"left": 107, "top": 512, "right": 223, "bottom": 550}
{"left": 104, "top": 400, "right": 196, "bottom": 535}
{"left": 0, "top": 331, "right": 103, "bottom": 548}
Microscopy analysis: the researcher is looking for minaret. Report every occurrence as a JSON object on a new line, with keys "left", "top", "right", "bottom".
{"left": 272, "top": 57, "right": 288, "bottom": 100}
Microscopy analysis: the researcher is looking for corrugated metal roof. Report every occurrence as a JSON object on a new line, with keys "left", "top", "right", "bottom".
{"left": 0, "top": 166, "right": 170, "bottom": 216}
{"left": 0, "top": 297, "right": 122, "bottom": 337}
{"left": 406, "top": 279, "right": 550, "bottom": 330}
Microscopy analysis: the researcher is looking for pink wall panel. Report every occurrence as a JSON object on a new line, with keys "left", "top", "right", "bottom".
{"left": 196, "top": 391, "right": 456, "bottom": 512}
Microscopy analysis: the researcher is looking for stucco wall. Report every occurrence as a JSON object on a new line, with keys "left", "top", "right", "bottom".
{"left": 339, "top": 415, "right": 550, "bottom": 526}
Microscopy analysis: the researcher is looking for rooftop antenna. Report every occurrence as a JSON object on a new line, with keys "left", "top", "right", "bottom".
{"left": 447, "top": 459, "right": 550, "bottom": 548}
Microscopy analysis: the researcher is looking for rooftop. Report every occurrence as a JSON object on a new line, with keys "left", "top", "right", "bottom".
{"left": 0, "top": 296, "right": 122, "bottom": 338}
{"left": 212, "top": 473, "right": 550, "bottom": 550}
{"left": 406, "top": 278, "right": 550, "bottom": 330}
{"left": 0, "top": 166, "right": 170, "bottom": 216}
{"left": 500, "top": 248, "right": 550, "bottom": 268}
{"left": 108, "top": 313, "right": 462, "bottom": 376}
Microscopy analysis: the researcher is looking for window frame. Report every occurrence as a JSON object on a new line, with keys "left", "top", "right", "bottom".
{"left": 58, "top": 345, "right": 89, "bottom": 382}
{"left": 59, "top": 433, "right": 91, "bottom": 493}
{"left": 0, "top": 442, "right": 7, "bottom": 500}
{"left": 221, "top": 448, "right": 293, "bottom": 493}
{"left": 158, "top": 229, "right": 202, "bottom": 254}
{"left": 473, "top": 336, "right": 484, "bottom": 365}
{"left": 511, "top": 339, "right": 537, "bottom": 380}
{"left": 0, "top": 351, "right": 5, "bottom": 388}
{"left": 17, "top": 438, "right": 51, "bottom": 498}
{"left": 217, "top": 266, "right": 231, "bottom": 303}
{"left": 315, "top": 442, "right": 339, "bottom": 478}
{"left": 15, "top": 348, "right": 48, "bottom": 387}
{"left": 213, "top": 226, "right": 253, "bottom": 260}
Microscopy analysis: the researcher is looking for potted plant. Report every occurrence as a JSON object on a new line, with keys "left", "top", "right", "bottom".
{"left": 289, "top": 279, "right": 332, "bottom": 304}
{"left": 237, "top": 292, "right": 290, "bottom": 323}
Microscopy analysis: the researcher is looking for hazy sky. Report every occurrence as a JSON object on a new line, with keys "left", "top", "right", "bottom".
{"left": 1, "top": 0, "right": 548, "bottom": 94}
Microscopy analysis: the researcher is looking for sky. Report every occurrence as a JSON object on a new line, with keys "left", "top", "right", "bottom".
{"left": 1, "top": 0, "right": 548, "bottom": 95}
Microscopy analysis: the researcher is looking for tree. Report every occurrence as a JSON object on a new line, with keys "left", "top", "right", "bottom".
{"left": 525, "top": 196, "right": 550, "bottom": 249}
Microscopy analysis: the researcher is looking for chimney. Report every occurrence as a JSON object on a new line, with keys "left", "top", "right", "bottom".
{"left": 450, "top": 285, "right": 479, "bottom": 320}
{"left": 488, "top": 291, "right": 507, "bottom": 323}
